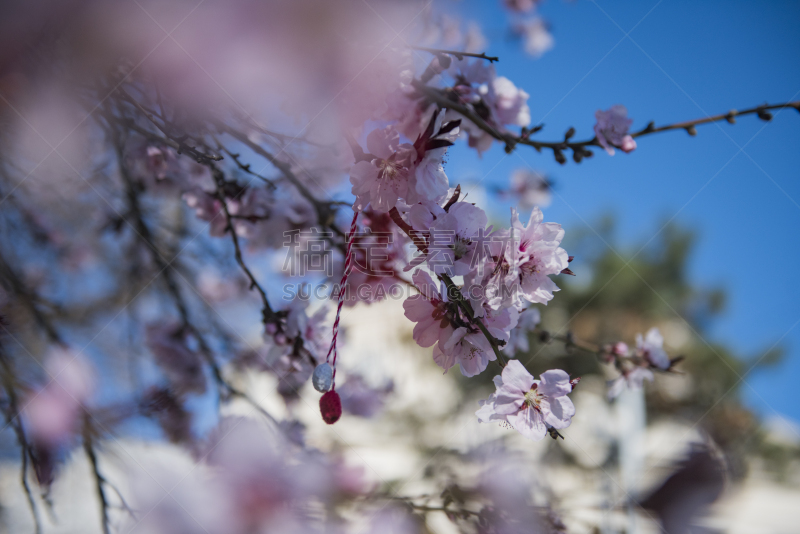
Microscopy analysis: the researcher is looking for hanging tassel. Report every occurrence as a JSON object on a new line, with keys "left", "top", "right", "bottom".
{"left": 315, "top": 210, "right": 359, "bottom": 424}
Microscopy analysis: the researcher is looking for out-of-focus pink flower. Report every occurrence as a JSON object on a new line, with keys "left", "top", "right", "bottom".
{"left": 203, "top": 416, "right": 332, "bottom": 528}
{"left": 503, "top": 306, "right": 541, "bottom": 356}
{"left": 503, "top": 168, "right": 552, "bottom": 210}
{"left": 503, "top": 0, "right": 540, "bottom": 13}
{"left": 338, "top": 374, "right": 394, "bottom": 418}
{"left": 514, "top": 18, "right": 554, "bottom": 58}
{"left": 488, "top": 76, "right": 531, "bottom": 128}
{"left": 612, "top": 341, "right": 630, "bottom": 357}
{"left": 594, "top": 105, "right": 637, "bottom": 155}
{"left": 477, "top": 361, "right": 575, "bottom": 440}
{"left": 182, "top": 188, "right": 227, "bottom": 236}
{"left": 606, "top": 329, "right": 671, "bottom": 398}
{"left": 637, "top": 327, "right": 670, "bottom": 369}
{"left": 145, "top": 322, "right": 206, "bottom": 396}
{"left": 608, "top": 367, "right": 654, "bottom": 399}
{"left": 23, "top": 348, "right": 95, "bottom": 487}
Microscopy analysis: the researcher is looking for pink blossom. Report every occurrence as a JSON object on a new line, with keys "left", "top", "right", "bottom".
{"left": 503, "top": 168, "right": 552, "bottom": 210}
{"left": 342, "top": 209, "right": 408, "bottom": 306}
{"left": 381, "top": 70, "right": 437, "bottom": 141}
{"left": 350, "top": 126, "right": 411, "bottom": 212}
{"left": 406, "top": 111, "right": 458, "bottom": 205}
{"left": 470, "top": 207, "right": 568, "bottom": 311}
{"left": 636, "top": 327, "right": 670, "bottom": 369}
{"left": 477, "top": 361, "right": 575, "bottom": 440}
{"left": 512, "top": 207, "right": 569, "bottom": 304}
{"left": 403, "top": 270, "right": 455, "bottom": 349}
{"left": 503, "top": 306, "right": 541, "bottom": 356}
{"left": 25, "top": 350, "right": 94, "bottom": 448}
{"left": 594, "top": 105, "right": 637, "bottom": 155}
{"left": 183, "top": 188, "right": 227, "bottom": 236}
{"left": 514, "top": 18, "right": 555, "bottom": 58}
{"left": 338, "top": 374, "right": 394, "bottom": 418}
{"left": 426, "top": 201, "right": 488, "bottom": 276}
{"left": 488, "top": 76, "right": 531, "bottom": 128}
{"left": 437, "top": 327, "right": 495, "bottom": 377}
{"left": 436, "top": 304, "right": 518, "bottom": 377}
{"left": 202, "top": 417, "right": 331, "bottom": 530}
{"left": 503, "top": 0, "right": 540, "bottom": 12}
{"left": 608, "top": 367, "right": 654, "bottom": 399}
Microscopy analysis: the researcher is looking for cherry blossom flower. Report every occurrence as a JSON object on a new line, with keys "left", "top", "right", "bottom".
{"left": 23, "top": 349, "right": 95, "bottom": 487}
{"left": 476, "top": 361, "right": 575, "bottom": 440}
{"left": 501, "top": 168, "right": 552, "bottom": 210}
{"left": 637, "top": 327, "right": 671, "bottom": 369}
{"left": 350, "top": 126, "right": 412, "bottom": 212}
{"left": 125, "top": 136, "right": 215, "bottom": 193}
{"left": 406, "top": 111, "right": 459, "bottom": 205}
{"left": 608, "top": 367, "right": 654, "bottom": 399}
{"left": 605, "top": 329, "right": 671, "bottom": 398}
{"left": 444, "top": 60, "right": 531, "bottom": 154}
{"left": 403, "top": 270, "right": 455, "bottom": 349}
{"left": 594, "top": 105, "right": 637, "bottom": 155}
{"left": 25, "top": 349, "right": 94, "bottom": 448}
{"left": 426, "top": 201, "right": 488, "bottom": 276}
{"left": 488, "top": 76, "right": 532, "bottom": 128}
{"left": 182, "top": 188, "right": 227, "bottom": 236}
{"left": 381, "top": 69, "right": 437, "bottom": 141}
{"left": 503, "top": 0, "right": 540, "bottom": 13}
{"left": 514, "top": 18, "right": 555, "bottom": 58}
{"left": 435, "top": 304, "right": 518, "bottom": 377}
{"left": 470, "top": 207, "right": 568, "bottom": 311}
{"left": 338, "top": 374, "right": 394, "bottom": 418}
{"left": 342, "top": 209, "right": 409, "bottom": 307}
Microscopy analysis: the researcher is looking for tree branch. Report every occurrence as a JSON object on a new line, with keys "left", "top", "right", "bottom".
{"left": 418, "top": 82, "right": 800, "bottom": 162}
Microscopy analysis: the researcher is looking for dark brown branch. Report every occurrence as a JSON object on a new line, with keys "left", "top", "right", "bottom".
{"left": 630, "top": 101, "right": 800, "bottom": 137}
{"left": 0, "top": 345, "right": 42, "bottom": 534}
{"left": 0, "top": 254, "right": 63, "bottom": 345}
{"left": 418, "top": 82, "right": 800, "bottom": 162}
{"left": 410, "top": 46, "right": 499, "bottom": 63}
{"left": 82, "top": 418, "right": 110, "bottom": 534}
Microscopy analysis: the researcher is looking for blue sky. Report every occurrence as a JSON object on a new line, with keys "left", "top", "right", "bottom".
{"left": 443, "top": 0, "right": 800, "bottom": 421}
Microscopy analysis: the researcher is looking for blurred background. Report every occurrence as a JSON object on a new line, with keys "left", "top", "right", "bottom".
{"left": 0, "top": 0, "right": 798, "bottom": 533}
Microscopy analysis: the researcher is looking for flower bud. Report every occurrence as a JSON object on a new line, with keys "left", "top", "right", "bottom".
{"left": 312, "top": 363, "right": 334, "bottom": 392}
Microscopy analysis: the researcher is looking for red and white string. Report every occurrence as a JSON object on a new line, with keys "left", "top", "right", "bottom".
{"left": 324, "top": 210, "right": 359, "bottom": 389}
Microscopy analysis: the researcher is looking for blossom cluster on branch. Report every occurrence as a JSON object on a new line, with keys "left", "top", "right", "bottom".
{"left": 0, "top": 0, "right": 796, "bottom": 532}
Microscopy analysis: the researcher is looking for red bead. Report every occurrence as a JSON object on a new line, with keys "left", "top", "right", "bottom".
{"left": 319, "top": 390, "right": 342, "bottom": 425}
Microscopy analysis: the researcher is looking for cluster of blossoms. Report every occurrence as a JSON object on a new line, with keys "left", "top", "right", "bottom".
{"left": 96, "top": 0, "right": 641, "bottom": 447}
{"left": 603, "top": 327, "right": 676, "bottom": 399}
{"left": 342, "top": 63, "right": 580, "bottom": 440}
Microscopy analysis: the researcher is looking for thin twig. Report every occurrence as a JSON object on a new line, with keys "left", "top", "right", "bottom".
{"left": 417, "top": 82, "right": 800, "bottom": 161}
{"left": 83, "top": 419, "right": 110, "bottom": 534}
{"left": 0, "top": 346, "right": 42, "bottom": 534}
{"left": 410, "top": 46, "right": 499, "bottom": 63}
